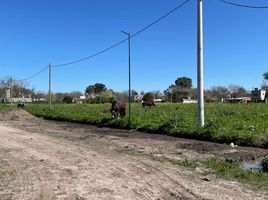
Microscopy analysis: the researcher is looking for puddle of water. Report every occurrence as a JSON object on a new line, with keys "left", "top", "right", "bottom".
{"left": 242, "top": 160, "right": 263, "bottom": 172}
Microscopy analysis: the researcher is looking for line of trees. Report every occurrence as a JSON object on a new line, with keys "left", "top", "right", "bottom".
{"left": 0, "top": 77, "right": 33, "bottom": 99}
{"left": 163, "top": 76, "right": 251, "bottom": 102}
{"left": 1, "top": 71, "right": 267, "bottom": 104}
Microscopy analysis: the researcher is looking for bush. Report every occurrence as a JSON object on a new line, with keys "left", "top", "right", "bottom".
{"left": 63, "top": 96, "right": 73, "bottom": 104}
{"left": 142, "top": 92, "right": 154, "bottom": 102}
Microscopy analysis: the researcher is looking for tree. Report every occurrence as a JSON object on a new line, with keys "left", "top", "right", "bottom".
{"left": 263, "top": 72, "right": 268, "bottom": 81}
{"left": 262, "top": 72, "right": 268, "bottom": 90}
{"left": 69, "top": 91, "right": 83, "bottom": 99}
{"left": 0, "top": 77, "right": 12, "bottom": 89}
{"left": 227, "top": 84, "right": 248, "bottom": 98}
{"left": 85, "top": 85, "right": 95, "bottom": 95}
{"left": 0, "top": 77, "right": 33, "bottom": 98}
{"left": 164, "top": 76, "right": 193, "bottom": 102}
{"left": 210, "top": 86, "right": 228, "bottom": 100}
{"left": 131, "top": 90, "right": 138, "bottom": 96}
{"left": 31, "top": 91, "right": 46, "bottom": 100}
{"left": 151, "top": 90, "right": 163, "bottom": 99}
{"left": 175, "top": 77, "right": 192, "bottom": 89}
{"left": 164, "top": 84, "right": 177, "bottom": 102}
{"left": 85, "top": 83, "right": 107, "bottom": 97}
{"left": 98, "top": 89, "right": 116, "bottom": 103}
{"left": 63, "top": 96, "right": 73, "bottom": 104}
{"left": 94, "top": 83, "right": 106, "bottom": 94}
{"left": 117, "top": 91, "right": 128, "bottom": 102}
{"left": 142, "top": 92, "right": 154, "bottom": 102}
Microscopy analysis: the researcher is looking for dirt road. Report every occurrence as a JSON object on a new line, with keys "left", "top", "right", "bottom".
{"left": 0, "top": 113, "right": 267, "bottom": 199}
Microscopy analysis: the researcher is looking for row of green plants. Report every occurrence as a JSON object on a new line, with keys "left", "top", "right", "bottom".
{"left": 18, "top": 102, "right": 268, "bottom": 148}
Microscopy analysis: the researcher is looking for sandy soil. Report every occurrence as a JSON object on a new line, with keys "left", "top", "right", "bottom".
{"left": 0, "top": 109, "right": 268, "bottom": 200}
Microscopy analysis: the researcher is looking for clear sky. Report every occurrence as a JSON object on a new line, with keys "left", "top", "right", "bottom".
{"left": 1, "top": 0, "right": 268, "bottom": 94}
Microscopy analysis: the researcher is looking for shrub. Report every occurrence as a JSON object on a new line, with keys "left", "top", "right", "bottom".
{"left": 63, "top": 96, "right": 73, "bottom": 104}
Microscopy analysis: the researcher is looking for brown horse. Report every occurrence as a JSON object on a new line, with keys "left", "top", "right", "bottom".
{"left": 110, "top": 100, "right": 126, "bottom": 118}
{"left": 142, "top": 100, "right": 155, "bottom": 108}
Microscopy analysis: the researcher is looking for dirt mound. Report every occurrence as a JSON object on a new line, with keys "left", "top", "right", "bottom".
{"left": 0, "top": 108, "right": 36, "bottom": 121}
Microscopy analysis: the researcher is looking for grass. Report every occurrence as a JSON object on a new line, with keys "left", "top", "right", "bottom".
{"left": 1, "top": 102, "right": 268, "bottom": 148}
{"left": 116, "top": 148, "right": 268, "bottom": 189}
{"left": 165, "top": 157, "right": 268, "bottom": 189}
{"left": 150, "top": 154, "right": 268, "bottom": 189}
{"left": 204, "top": 159, "right": 268, "bottom": 189}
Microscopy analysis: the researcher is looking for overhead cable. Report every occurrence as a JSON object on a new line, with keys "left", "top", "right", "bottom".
{"left": 14, "top": 66, "right": 49, "bottom": 82}
{"left": 52, "top": 38, "right": 128, "bottom": 67}
{"left": 52, "top": 0, "right": 191, "bottom": 67}
{"left": 128, "top": 0, "right": 191, "bottom": 38}
{"left": 12, "top": 0, "right": 191, "bottom": 80}
{"left": 218, "top": 0, "right": 268, "bottom": 9}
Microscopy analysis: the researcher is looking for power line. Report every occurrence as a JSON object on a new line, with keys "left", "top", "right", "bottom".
{"left": 52, "top": 0, "right": 191, "bottom": 67}
{"left": 14, "top": 66, "right": 48, "bottom": 82}
{"left": 218, "top": 0, "right": 268, "bottom": 9}
{"left": 130, "top": 0, "right": 191, "bottom": 38}
{"left": 12, "top": 0, "right": 191, "bottom": 80}
{"left": 52, "top": 38, "right": 128, "bottom": 67}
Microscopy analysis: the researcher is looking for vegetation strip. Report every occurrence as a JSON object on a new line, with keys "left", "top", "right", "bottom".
{"left": 117, "top": 148, "right": 268, "bottom": 189}
{"left": 17, "top": 103, "right": 268, "bottom": 148}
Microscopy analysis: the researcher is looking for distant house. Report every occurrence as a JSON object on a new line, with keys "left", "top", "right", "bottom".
{"left": 182, "top": 99, "right": 197, "bottom": 104}
{"left": 221, "top": 97, "right": 251, "bottom": 103}
{"left": 32, "top": 98, "right": 46, "bottom": 103}
{"left": 11, "top": 97, "right": 32, "bottom": 103}
{"left": 251, "top": 88, "right": 267, "bottom": 102}
{"left": 154, "top": 98, "right": 163, "bottom": 102}
{"left": 80, "top": 95, "right": 86, "bottom": 100}
{"left": 73, "top": 95, "right": 87, "bottom": 104}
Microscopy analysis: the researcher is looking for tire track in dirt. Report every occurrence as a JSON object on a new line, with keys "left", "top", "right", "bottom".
{"left": 0, "top": 124, "right": 200, "bottom": 199}
{"left": 0, "top": 127, "right": 57, "bottom": 200}
{"left": 1, "top": 122, "right": 268, "bottom": 200}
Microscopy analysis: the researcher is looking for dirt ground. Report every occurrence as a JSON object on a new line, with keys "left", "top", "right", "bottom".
{"left": 0, "top": 109, "right": 268, "bottom": 200}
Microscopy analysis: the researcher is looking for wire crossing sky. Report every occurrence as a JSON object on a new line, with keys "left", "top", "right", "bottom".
{"left": 52, "top": 0, "right": 191, "bottom": 68}
{"left": 218, "top": 0, "right": 268, "bottom": 9}
{"left": 1, "top": 0, "right": 268, "bottom": 93}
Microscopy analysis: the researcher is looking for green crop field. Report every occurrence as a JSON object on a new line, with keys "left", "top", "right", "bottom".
{"left": 0, "top": 104, "right": 7, "bottom": 110}
{"left": 1, "top": 103, "right": 268, "bottom": 148}
{"left": 14, "top": 102, "right": 267, "bottom": 148}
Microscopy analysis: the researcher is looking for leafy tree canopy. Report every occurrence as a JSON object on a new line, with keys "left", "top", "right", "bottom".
{"left": 63, "top": 96, "right": 72, "bottom": 104}
{"left": 263, "top": 72, "right": 268, "bottom": 81}
{"left": 94, "top": 83, "right": 107, "bottom": 94}
{"left": 142, "top": 92, "right": 154, "bottom": 102}
{"left": 85, "top": 83, "right": 107, "bottom": 95}
{"left": 164, "top": 76, "right": 193, "bottom": 102}
{"left": 175, "top": 77, "right": 192, "bottom": 89}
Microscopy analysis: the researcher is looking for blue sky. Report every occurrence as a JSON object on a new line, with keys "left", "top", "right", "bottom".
{"left": 1, "top": 0, "right": 268, "bottom": 93}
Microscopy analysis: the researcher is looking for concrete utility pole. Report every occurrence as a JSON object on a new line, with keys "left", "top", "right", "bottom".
{"left": 10, "top": 77, "right": 13, "bottom": 107}
{"left": 48, "top": 63, "right": 52, "bottom": 110}
{"left": 197, "top": 0, "right": 205, "bottom": 127}
{"left": 121, "top": 31, "right": 131, "bottom": 126}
